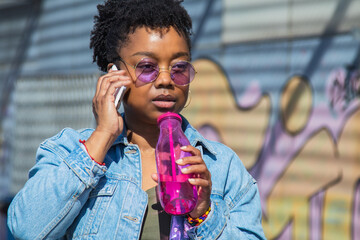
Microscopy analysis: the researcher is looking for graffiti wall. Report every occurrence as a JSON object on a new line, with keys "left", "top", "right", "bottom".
{"left": 181, "top": 1, "right": 360, "bottom": 239}
{"left": 182, "top": 55, "right": 359, "bottom": 239}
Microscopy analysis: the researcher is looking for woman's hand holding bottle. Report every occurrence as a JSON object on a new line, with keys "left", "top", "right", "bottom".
{"left": 151, "top": 144, "right": 212, "bottom": 218}
{"left": 176, "top": 145, "right": 212, "bottom": 219}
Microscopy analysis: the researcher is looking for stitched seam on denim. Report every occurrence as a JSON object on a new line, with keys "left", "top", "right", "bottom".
{"left": 197, "top": 201, "right": 226, "bottom": 240}
{"left": 36, "top": 184, "right": 84, "bottom": 239}
{"left": 211, "top": 191, "right": 223, "bottom": 198}
{"left": 78, "top": 128, "right": 94, "bottom": 136}
{"left": 114, "top": 182, "right": 130, "bottom": 237}
{"left": 39, "top": 141, "right": 68, "bottom": 161}
{"left": 88, "top": 193, "right": 113, "bottom": 236}
{"left": 39, "top": 139, "right": 99, "bottom": 180}
{"left": 65, "top": 147, "right": 105, "bottom": 188}
{"left": 39, "top": 128, "right": 76, "bottom": 151}
{"left": 214, "top": 221, "right": 227, "bottom": 240}
{"left": 103, "top": 174, "right": 138, "bottom": 186}
{"left": 121, "top": 184, "right": 138, "bottom": 222}
{"left": 228, "top": 176, "right": 254, "bottom": 210}
{"left": 47, "top": 128, "right": 68, "bottom": 141}
{"left": 64, "top": 157, "right": 92, "bottom": 188}
{"left": 83, "top": 197, "right": 103, "bottom": 235}
{"left": 74, "top": 182, "right": 117, "bottom": 238}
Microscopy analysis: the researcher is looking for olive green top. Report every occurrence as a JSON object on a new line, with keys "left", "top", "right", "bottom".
{"left": 140, "top": 187, "right": 172, "bottom": 240}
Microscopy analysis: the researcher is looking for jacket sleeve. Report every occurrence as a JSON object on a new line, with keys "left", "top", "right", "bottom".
{"left": 7, "top": 128, "right": 107, "bottom": 240}
{"left": 186, "top": 151, "right": 266, "bottom": 240}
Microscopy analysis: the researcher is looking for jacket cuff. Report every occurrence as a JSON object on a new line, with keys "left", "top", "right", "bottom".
{"left": 64, "top": 145, "right": 107, "bottom": 189}
{"left": 186, "top": 197, "right": 228, "bottom": 239}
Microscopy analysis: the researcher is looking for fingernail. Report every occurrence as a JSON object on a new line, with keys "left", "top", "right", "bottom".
{"left": 176, "top": 159, "right": 183, "bottom": 164}
{"left": 188, "top": 178, "right": 195, "bottom": 183}
{"left": 180, "top": 146, "right": 187, "bottom": 150}
{"left": 181, "top": 167, "right": 188, "bottom": 173}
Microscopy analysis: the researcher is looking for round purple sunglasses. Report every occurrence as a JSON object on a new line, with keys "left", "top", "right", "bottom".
{"left": 118, "top": 57, "right": 196, "bottom": 86}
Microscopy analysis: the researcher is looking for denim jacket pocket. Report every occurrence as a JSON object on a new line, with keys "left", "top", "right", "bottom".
{"left": 89, "top": 178, "right": 117, "bottom": 197}
{"left": 69, "top": 177, "right": 118, "bottom": 238}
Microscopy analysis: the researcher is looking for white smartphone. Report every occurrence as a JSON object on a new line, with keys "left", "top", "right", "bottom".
{"left": 111, "top": 64, "right": 127, "bottom": 110}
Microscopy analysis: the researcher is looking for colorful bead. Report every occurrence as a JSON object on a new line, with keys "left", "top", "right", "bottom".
{"left": 186, "top": 206, "right": 211, "bottom": 227}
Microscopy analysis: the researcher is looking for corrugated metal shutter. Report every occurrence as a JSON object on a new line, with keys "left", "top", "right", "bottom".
{"left": 22, "top": 0, "right": 100, "bottom": 76}
{"left": 11, "top": 74, "right": 97, "bottom": 193}
{"left": 0, "top": 0, "right": 35, "bottom": 199}
{"left": 7, "top": 0, "right": 100, "bottom": 195}
{"left": 223, "top": 0, "right": 360, "bottom": 43}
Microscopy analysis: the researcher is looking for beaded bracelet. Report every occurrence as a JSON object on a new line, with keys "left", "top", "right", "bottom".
{"left": 79, "top": 139, "right": 105, "bottom": 166}
{"left": 186, "top": 206, "right": 211, "bottom": 227}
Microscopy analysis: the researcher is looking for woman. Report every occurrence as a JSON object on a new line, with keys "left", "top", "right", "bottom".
{"left": 7, "top": 0, "right": 266, "bottom": 239}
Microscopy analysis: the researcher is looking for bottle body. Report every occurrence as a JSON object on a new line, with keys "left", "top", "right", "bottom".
{"left": 156, "top": 113, "right": 198, "bottom": 215}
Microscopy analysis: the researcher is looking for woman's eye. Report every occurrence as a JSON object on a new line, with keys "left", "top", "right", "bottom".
{"left": 138, "top": 63, "right": 156, "bottom": 69}
{"left": 137, "top": 63, "right": 157, "bottom": 73}
{"left": 172, "top": 62, "right": 188, "bottom": 72}
{"left": 139, "top": 64, "right": 152, "bottom": 68}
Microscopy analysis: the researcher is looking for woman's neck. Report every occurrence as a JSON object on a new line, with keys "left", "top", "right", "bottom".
{"left": 124, "top": 115, "right": 159, "bottom": 151}
{"left": 127, "top": 129, "right": 158, "bottom": 151}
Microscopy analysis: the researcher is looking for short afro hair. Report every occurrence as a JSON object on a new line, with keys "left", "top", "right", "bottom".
{"left": 90, "top": 0, "right": 193, "bottom": 72}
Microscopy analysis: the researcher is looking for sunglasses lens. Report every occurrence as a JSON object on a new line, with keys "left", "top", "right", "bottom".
{"left": 136, "top": 60, "right": 159, "bottom": 83}
{"left": 171, "top": 61, "right": 195, "bottom": 85}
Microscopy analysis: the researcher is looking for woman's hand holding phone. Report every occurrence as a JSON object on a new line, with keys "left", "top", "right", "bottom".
{"left": 93, "top": 64, "right": 131, "bottom": 137}
{"left": 84, "top": 65, "right": 131, "bottom": 164}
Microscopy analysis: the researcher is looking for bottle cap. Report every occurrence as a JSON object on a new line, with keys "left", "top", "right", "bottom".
{"left": 157, "top": 112, "right": 182, "bottom": 125}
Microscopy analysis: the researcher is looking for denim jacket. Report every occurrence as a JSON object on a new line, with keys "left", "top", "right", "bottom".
{"left": 8, "top": 117, "right": 266, "bottom": 240}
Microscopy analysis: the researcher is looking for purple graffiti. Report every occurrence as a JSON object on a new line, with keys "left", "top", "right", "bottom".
{"left": 248, "top": 68, "right": 360, "bottom": 239}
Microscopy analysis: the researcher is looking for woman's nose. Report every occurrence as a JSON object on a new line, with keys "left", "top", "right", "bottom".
{"left": 154, "top": 69, "right": 174, "bottom": 87}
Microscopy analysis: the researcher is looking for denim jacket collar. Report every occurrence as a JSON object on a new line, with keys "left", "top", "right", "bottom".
{"left": 112, "top": 113, "right": 217, "bottom": 156}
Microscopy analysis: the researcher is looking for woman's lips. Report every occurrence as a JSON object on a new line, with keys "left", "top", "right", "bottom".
{"left": 152, "top": 100, "right": 176, "bottom": 108}
{"left": 152, "top": 95, "right": 176, "bottom": 108}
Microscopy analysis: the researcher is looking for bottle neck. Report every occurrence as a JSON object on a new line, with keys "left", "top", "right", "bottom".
{"left": 158, "top": 117, "right": 182, "bottom": 131}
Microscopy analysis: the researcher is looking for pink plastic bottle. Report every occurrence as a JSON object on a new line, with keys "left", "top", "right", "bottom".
{"left": 156, "top": 112, "right": 198, "bottom": 215}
